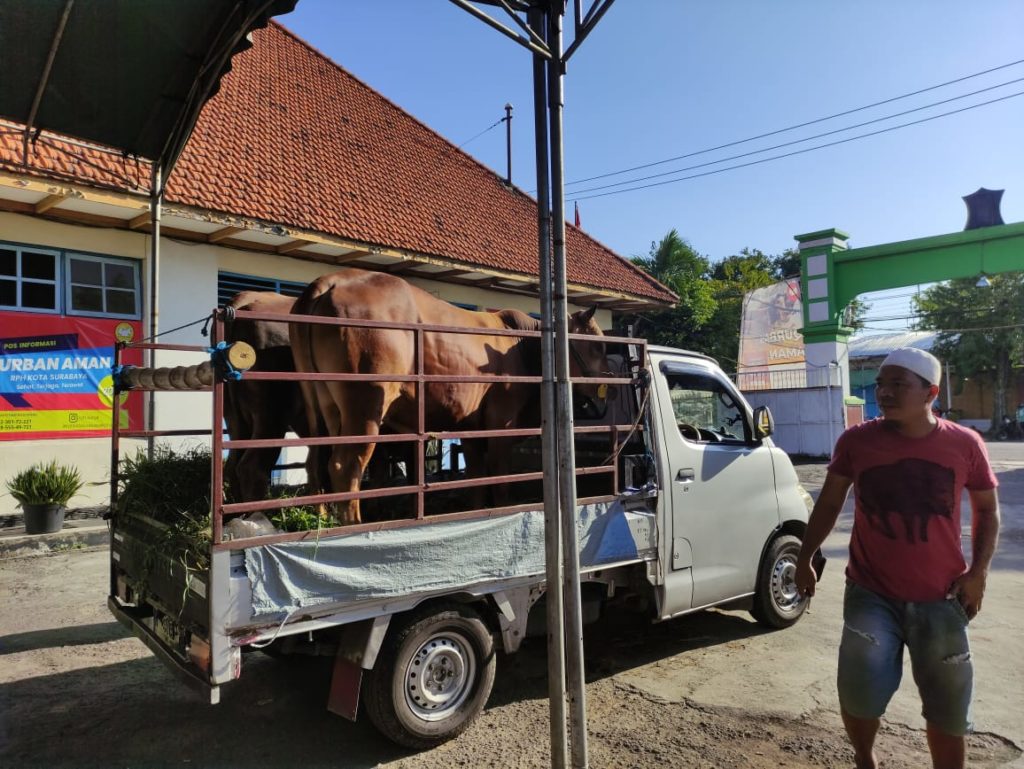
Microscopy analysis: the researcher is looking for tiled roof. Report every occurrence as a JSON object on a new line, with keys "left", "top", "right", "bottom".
{"left": 0, "top": 22, "right": 675, "bottom": 305}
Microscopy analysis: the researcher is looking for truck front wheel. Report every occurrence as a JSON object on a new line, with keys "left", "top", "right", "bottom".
{"left": 363, "top": 602, "right": 496, "bottom": 748}
{"left": 751, "top": 534, "right": 808, "bottom": 629}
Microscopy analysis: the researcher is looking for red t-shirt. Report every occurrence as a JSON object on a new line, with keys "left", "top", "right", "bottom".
{"left": 828, "top": 418, "right": 998, "bottom": 602}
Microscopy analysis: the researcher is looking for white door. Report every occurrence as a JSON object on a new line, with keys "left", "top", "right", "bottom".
{"left": 654, "top": 361, "right": 781, "bottom": 609}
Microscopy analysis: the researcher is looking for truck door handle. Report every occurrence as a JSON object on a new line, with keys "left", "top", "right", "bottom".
{"left": 676, "top": 468, "right": 695, "bottom": 482}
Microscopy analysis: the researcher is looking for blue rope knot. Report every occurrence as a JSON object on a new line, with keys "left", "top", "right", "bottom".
{"left": 207, "top": 341, "right": 244, "bottom": 381}
{"left": 110, "top": 364, "right": 129, "bottom": 390}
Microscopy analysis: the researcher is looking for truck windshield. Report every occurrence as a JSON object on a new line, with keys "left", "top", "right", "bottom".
{"left": 666, "top": 370, "right": 748, "bottom": 444}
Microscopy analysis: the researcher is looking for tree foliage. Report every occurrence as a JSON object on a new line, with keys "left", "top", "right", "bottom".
{"left": 628, "top": 230, "right": 716, "bottom": 352}
{"left": 913, "top": 272, "right": 1024, "bottom": 425}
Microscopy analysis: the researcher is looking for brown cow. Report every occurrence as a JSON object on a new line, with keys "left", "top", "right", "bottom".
{"left": 290, "top": 268, "right": 609, "bottom": 524}
{"left": 221, "top": 291, "right": 307, "bottom": 502}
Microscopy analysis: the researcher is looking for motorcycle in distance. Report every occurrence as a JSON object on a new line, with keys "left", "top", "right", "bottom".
{"left": 995, "top": 413, "right": 1023, "bottom": 441}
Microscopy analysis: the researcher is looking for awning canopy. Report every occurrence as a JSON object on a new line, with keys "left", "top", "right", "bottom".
{"left": 0, "top": 0, "right": 297, "bottom": 182}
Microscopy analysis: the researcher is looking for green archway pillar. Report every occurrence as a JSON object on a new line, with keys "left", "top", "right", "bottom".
{"left": 796, "top": 228, "right": 853, "bottom": 395}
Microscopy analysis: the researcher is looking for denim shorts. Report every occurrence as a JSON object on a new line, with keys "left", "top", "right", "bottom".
{"left": 837, "top": 580, "right": 973, "bottom": 736}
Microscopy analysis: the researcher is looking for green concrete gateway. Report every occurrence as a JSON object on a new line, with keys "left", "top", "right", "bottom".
{"left": 795, "top": 196, "right": 1024, "bottom": 395}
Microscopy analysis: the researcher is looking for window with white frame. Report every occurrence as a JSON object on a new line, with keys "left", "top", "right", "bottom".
{"left": 66, "top": 253, "right": 140, "bottom": 318}
{"left": 0, "top": 245, "right": 60, "bottom": 313}
{"left": 0, "top": 242, "right": 140, "bottom": 319}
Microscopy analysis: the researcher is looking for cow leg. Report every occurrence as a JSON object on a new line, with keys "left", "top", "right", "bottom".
{"left": 486, "top": 436, "right": 517, "bottom": 508}
{"left": 459, "top": 438, "right": 489, "bottom": 510}
{"left": 304, "top": 383, "right": 340, "bottom": 524}
{"left": 223, "top": 450, "right": 243, "bottom": 503}
{"left": 326, "top": 382, "right": 397, "bottom": 525}
{"left": 223, "top": 382, "right": 253, "bottom": 502}
{"left": 235, "top": 449, "right": 273, "bottom": 502}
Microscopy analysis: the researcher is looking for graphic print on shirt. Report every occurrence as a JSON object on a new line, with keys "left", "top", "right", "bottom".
{"left": 858, "top": 458, "right": 955, "bottom": 543}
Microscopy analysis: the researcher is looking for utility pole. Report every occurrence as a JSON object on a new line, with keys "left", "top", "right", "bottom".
{"left": 503, "top": 102, "right": 513, "bottom": 186}
{"left": 446, "top": 3, "right": 618, "bottom": 766}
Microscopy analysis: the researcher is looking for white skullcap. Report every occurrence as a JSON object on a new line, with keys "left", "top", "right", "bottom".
{"left": 881, "top": 347, "right": 941, "bottom": 386}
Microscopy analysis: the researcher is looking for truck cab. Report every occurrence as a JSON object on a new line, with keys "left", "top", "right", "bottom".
{"left": 646, "top": 347, "right": 812, "bottom": 626}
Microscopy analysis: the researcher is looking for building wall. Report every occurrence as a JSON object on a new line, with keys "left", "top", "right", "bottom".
{"left": 1, "top": 212, "right": 612, "bottom": 513}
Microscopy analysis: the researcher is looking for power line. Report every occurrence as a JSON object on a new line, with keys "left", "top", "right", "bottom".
{"left": 859, "top": 305, "right": 1019, "bottom": 322}
{"left": 457, "top": 117, "right": 504, "bottom": 149}
{"left": 562, "top": 58, "right": 1024, "bottom": 188}
{"left": 859, "top": 323, "right": 1024, "bottom": 333}
{"left": 575, "top": 89, "right": 1024, "bottom": 201}
{"left": 572, "top": 77, "right": 1024, "bottom": 196}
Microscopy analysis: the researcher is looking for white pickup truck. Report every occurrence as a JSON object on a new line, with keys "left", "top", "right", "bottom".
{"left": 108, "top": 339, "right": 813, "bottom": 749}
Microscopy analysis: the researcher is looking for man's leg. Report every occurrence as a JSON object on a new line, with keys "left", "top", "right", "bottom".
{"left": 925, "top": 722, "right": 965, "bottom": 769}
{"left": 837, "top": 583, "right": 905, "bottom": 769}
{"left": 908, "top": 598, "right": 973, "bottom": 769}
{"left": 841, "top": 709, "right": 881, "bottom": 769}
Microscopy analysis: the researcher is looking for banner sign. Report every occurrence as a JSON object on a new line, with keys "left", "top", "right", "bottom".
{"left": 738, "top": 279, "right": 805, "bottom": 369}
{"left": 0, "top": 311, "right": 142, "bottom": 440}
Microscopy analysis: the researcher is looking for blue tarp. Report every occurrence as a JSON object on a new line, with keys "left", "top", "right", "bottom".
{"left": 244, "top": 500, "right": 652, "bottom": 617}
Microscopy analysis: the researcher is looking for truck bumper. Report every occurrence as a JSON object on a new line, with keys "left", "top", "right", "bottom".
{"left": 108, "top": 596, "right": 220, "bottom": 705}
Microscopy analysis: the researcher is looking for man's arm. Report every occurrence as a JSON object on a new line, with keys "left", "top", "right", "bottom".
{"left": 795, "top": 471, "right": 853, "bottom": 597}
{"left": 949, "top": 488, "right": 1000, "bottom": 619}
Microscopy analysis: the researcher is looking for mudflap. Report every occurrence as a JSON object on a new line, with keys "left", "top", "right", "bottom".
{"left": 327, "top": 614, "right": 391, "bottom": 721}
{"left": 328, "top": 656, "right": 363, "bottom": 721}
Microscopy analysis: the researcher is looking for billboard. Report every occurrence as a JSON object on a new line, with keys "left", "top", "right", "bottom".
{"left": 737, "top": 279, "right": 805, "bottom": 389}
{"left": 0, "top": 312, "right": 143, "bottom": 440}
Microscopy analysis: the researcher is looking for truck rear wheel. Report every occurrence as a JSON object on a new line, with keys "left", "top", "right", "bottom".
{"left": 751, "top": 534, "right": 808, "bottom": 629}
{"left": 363, "top": 602, "right": 496, "bottom": 748}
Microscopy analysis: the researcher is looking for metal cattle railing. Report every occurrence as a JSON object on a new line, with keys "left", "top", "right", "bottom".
{"left": 111, "top": 308, "right": 649, "bottom": 552}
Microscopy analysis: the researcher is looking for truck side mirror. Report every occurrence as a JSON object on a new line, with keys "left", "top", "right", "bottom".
{"left": 752, "top": 405, "right": 774, "bottom": 439}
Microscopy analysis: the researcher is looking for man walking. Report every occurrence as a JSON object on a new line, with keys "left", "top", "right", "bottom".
{"left": 795, "top": 347, "right": 1000, "bottom": 769}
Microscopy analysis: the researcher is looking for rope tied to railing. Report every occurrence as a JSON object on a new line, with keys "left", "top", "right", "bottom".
{"left": 207, "top": 340, "right": 244, "bottom": 382}
{"left": 128, "top": 313, "right": 214, "bottom": 347}
{"left": 200, "top": 305, "right": 236, "bottom": 337}
{"left": 600, "top": 367, "right": 652, "bottom": 468}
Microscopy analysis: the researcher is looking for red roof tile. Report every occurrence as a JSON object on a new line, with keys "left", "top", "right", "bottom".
{"left": 0, "top": 22, "right": 675, "bottom": 305}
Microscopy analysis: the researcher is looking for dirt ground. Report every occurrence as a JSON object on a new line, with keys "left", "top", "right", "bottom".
{"left": 2, "top": 448, "right": 1022, "bottom": 769}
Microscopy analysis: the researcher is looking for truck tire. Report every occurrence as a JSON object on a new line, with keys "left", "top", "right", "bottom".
{"left": 751, "top": 534, "right": 808, "bottom": 629}
{"left": 363, "top": 602, "right": 496, "bottom": 748}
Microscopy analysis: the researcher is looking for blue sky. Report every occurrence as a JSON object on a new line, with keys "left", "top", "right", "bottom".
{"left": 280, "top": 1, "right": 1023, "bottom": 332}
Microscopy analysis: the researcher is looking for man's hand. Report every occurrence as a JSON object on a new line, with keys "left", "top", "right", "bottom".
{"left": 794, "top": 471, "right": 852, "bottom": 601}
{"left": 948, "top": 568, "right": 987, "bottom": 620}
{"left": 795, "top": 558, "right": 818, "bottom": 598}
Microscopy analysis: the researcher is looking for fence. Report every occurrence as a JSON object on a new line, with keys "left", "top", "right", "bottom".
{"left": 111, "top": 308, "right": 648, "bottom": 550}
{"left": 731, "top": 363, "right": 845, "bottom": 457}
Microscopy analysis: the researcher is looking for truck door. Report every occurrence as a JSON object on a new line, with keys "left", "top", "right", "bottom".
{"left": 654, "top": 361, "right": 781, "bottom": 610}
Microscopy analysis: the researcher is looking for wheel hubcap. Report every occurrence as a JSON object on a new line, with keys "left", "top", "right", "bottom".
{"left": 771, "top": 554, "right": 803, "bottom": 613}
{"left": 404, "top": 632, "right": 476, "bottom": 721}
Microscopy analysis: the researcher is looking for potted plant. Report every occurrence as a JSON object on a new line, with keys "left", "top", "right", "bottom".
{"left": 6, "top": 460, "right": 83, "bottom": 534}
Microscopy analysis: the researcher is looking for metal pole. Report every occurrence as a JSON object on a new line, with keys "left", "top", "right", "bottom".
{"left": 147, "top": 165, "right": 162, "bottom": 459}
{"left": 530, "top": 6, "right": 568, "bottom": 767}
{"left": 826, "top": 362, "right": 835, "bottom": 455}
{"left": 504, "top": 102, "right": 513, "bottom": 186}
{"left": 944, "top": 361, "right": 952, "bottom": 413}
{"left": 547, "top": 5, "right": 589, "bottom": 767}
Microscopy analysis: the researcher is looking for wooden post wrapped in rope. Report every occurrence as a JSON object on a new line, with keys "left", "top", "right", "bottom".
{"left": 115, "top": 341, "right": 256, "bottom": 391}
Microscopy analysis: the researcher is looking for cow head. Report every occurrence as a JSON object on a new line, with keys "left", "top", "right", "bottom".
{"left": 568, "top": 307, "right": 612, "bottom": 419}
